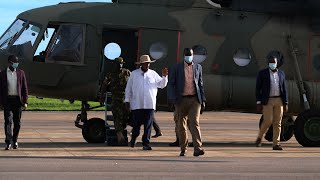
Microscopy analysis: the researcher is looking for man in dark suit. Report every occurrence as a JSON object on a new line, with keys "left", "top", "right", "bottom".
{"left": 255, "top": 55, "right": 288, "bottom": 150}
{"left": 0, "top": 55, "right": 28, "bottom": 150}
{"left": 168, "top": 48, "right": 206, "bottom": 156}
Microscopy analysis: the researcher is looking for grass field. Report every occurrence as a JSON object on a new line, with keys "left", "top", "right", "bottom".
{"left": 27, "top": 96, "right": 105, "bottom": 111}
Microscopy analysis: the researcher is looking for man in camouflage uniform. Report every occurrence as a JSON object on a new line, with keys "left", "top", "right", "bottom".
{"left": 100, "top": 57, "right": 131, "bottom": 145}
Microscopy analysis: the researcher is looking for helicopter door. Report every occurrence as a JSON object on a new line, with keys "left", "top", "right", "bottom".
{"left": 101, "top": 29, "right": 138, "bottom": 81}
{"left": 139, "top": 28, "right": 180, "bottom": 107}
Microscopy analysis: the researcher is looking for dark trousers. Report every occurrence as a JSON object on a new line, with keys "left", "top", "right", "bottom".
{"left": 4, "top": 96, "right": 22, "bottom": 144}
{"left": 152, "top": 115, "right": 161, "bottom": 134}
{"left": 131, "top": 109, "right": 154, "bottom": 146}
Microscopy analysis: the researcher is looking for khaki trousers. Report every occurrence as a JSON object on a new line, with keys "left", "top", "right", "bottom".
{"left": 173, "top": 108, "right": 190, "bottom": 140}
{"left": 258, "top": 97, "right": 283, "bottom": 146}
{"left": 176, "top": 96, "right": 202, "bottom": 151}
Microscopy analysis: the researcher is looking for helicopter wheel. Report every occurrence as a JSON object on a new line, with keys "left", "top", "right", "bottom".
{"left": 294, "top": 110, "right": 320, "bottom": 147}
{"left": 82, "top": 118, "right": 106, "bottom": 143}
{"left": 259, "top": 115, "right": 294, "bottom": 142}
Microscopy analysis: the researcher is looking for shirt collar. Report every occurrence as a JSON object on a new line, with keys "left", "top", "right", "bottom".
{"left": 7, "top": 67, "right": 16, "bottom": 72}
{"left": 269, "top": 68, "right": 278, "bottom": 73}
{"left": 184, "top": 61, "right": 193, "bottom": 67}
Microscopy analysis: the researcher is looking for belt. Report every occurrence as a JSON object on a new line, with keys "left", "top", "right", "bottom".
{"left": 8, "top": 95, "right": 19, "bottom": 98}
{"left": 182, "top": 95, "right": 196, "bottom": 98}
{"left": 269, "top": 96, "right": 280, "bottom": 98}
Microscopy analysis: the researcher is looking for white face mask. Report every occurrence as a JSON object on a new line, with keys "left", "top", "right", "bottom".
{"left": 12, "top": 63, "right": 19, "bottom": 69}
{"left": 184, "top": 56, "right": 193, "bottom": 63}
{"left": 269, "top": 63, "right": 277, "bottom": 70}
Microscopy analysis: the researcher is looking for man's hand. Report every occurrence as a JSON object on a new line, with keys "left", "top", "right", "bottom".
{"left": 256, "top": 104, "right": 263, "bottom": 113}
{"left": 162, "top": 67, "right": 168, "bottom": 76}
{"left": 125, "top": 102, "right": 130, "bottom": 112}
{"left": 284, "top": 104, "right": 289, "bottom": 113}
{"left": 22, "top": 104, "right": 27, "bottom": 111}
{"left": 200, "top": 102, "right": 205, "bottom": 114}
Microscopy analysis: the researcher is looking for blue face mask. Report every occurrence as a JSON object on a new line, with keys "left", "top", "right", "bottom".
{"left": 269, "top": 63, "right": 277, "bottom": 70}
{"left": 12, "top": 63, "right": 19, "bottom": 69}
{"left": 184, "top": 56, "right": 193, "bottom": 64}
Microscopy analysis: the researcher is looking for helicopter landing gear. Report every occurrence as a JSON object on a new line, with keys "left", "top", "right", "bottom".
{"left": 259, "top": 114, "right": 295, "bottom": 142}
{"left": 294, "top": 110, "right": 320, "bottom": 147}
{"left": 82, "top": 118, "right": 106, "bottom": 143}
{"left": 75, "top": 101, "right": 107, "bottom": 143}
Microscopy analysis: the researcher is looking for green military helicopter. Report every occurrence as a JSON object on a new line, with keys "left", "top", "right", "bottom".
{"left": 0, "top": 0, "right": 319, "bottom": 146}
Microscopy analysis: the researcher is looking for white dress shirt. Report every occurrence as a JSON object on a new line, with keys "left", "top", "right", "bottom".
{"left": 125, "top": 68, "right": 168, "bottom": 110}
{"left": 269, "top": 69, "right": 280, "bottom": 97}
{"left": 7, "top": 67, "right": 18, "bottom": 96}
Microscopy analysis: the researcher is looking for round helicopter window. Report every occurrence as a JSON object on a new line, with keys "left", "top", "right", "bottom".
{"left": 233, "top": 48, "right": 251, "bottom": 66}
{"left": 149, "top": 42, "right": 167, "bottom": 60}
{"left": 104, "top": 42, "right": 121, "bottom": 60}
{"left": 192, "top": 45, "right": 207, "bottom": 64}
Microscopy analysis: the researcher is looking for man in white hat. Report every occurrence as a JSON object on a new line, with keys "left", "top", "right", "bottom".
{"left": 125, "top": 55, "right": 168, "bottom": 150}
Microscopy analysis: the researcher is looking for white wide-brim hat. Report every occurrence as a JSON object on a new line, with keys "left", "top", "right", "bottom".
{"left": 136, "top": 55, "right": 155, "bottom": 64}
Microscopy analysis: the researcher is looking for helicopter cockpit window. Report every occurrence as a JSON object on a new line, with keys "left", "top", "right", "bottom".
{"left": 149, "top": 42, "right": 167, "bottom": 60}
{"left": 47, "top": 24, "right": 84, "bottom": 63}
{"left": 0, "top": 19, "right": 25, "bottom": 50}
{"left": 104, "top": 42, "right": 121, "bottom": 60}
{"left": 233, "top": 48, "right": 251, "bottom": 67}
{"left": 8, "top": 22, "right": 41, "bottom": 60}
{"left": 192, "top": 45, "right": 207, "bottom": 64}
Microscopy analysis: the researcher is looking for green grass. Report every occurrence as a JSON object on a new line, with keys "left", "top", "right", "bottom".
{"left": 27, "top": 96, "right": 105, "bottom": 111}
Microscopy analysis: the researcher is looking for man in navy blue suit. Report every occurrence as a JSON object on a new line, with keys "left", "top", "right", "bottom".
{"left": 255, "top": 56, "right": 288, "bottom": 150}
{"left": 168, "top": 48, "right": 206, "bottom": 156}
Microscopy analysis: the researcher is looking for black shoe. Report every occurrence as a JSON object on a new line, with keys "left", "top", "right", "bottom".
{"left": 151, "top": 132, "right": 163, "bottom": 138}
{"left": 12, "top": 142, "right": 18, "bottom": 149}
{"left": 142, "top": 145, "right": 152, "bottom": 150}
{"left": 188, "top": 142, "right": 194, "bottom": 147}
{"left": 5, "top": 144, "right": 11, "bottom": 150}
{"left": 193, "top": 149, "right": 205, "bottom": 156}
{"left": 180, "top": 150, "right": 187, "bottom": 156}
{"left": 273, "top": 145, "right": 283, "bottom": 150}
{"left": 169, "top": 140, "right": 179, "bottom": 147}
{"left": 255, "top": 137, "right": 262, "bottom": 147}
{"left": 130, "top": 137, "right": 136, "bottom": 148}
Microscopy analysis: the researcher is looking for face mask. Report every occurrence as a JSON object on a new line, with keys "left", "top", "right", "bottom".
{"left": 12, "top": 63, "right": 19, "bottom": 69}
{"left": 269, "top": 63, "right": 277, "bottom": 70}
{"left": 184, "top": 56, "right": 193, "bottom": 64}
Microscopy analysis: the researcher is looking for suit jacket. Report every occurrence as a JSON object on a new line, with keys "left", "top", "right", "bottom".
{"left": 255, "top": 68, "right": 288, "bottom": 105}
{"left": 168, "top": 62, "right": 206, "bottom": 104}
{"left": 0, "top": 68, "right": 28, "bottom": 106}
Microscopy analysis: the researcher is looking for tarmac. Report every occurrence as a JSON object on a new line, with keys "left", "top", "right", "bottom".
{"left": 0, "top": 111, "right": 319, "bottom": 180}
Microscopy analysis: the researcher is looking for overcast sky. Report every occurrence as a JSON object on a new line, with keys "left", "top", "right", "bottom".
{"left": 0, "top": 0, "right": 111, "bottom": 35}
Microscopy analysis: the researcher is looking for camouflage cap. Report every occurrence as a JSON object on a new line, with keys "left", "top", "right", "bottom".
{"left": 115, "top": 57, "right": 124, "bottom": 64}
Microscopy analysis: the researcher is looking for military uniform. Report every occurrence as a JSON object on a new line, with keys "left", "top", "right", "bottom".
{"left": 100, "top": 60, "right": 131, "bottom": 133}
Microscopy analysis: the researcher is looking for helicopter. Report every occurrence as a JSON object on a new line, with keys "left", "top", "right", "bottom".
{"left": 0, "top": 0, "right": 319, "bottom": 146}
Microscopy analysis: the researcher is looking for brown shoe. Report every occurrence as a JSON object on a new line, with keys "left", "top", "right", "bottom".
{"left": 255, "top": 137, "right": 262, "bottom": 147}
{"left": 273, "top": 145, "right": 283, "bottom": 150}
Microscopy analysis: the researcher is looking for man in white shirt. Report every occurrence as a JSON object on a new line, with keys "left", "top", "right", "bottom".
{"left": 0, "top": 55, "right": 28, "bottom": 150}
{"left": 125, "top": 55, "right": 168, "bottom": 150}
